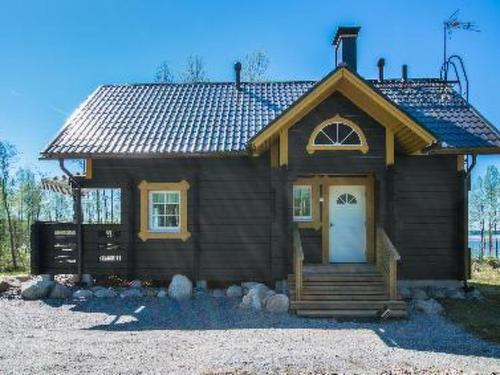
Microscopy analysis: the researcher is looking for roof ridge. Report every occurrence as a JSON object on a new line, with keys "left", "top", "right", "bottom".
{"left": 100, "top": 80, "right": 317, "bottom": 88}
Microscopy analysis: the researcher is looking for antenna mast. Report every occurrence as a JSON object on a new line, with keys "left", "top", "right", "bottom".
{"left": 441, "top": 9, "right": 479, "bottom": 101}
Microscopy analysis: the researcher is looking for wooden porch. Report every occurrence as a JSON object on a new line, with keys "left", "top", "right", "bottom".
{"left": 290, "top": 225, "right": 407, "bottom": 319}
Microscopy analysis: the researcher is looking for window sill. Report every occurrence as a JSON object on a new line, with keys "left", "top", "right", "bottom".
{"left": 138, "top": 229, "right": 191, "bottom": 242}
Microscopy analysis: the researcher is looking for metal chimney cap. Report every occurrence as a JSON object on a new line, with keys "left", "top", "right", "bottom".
{"left": 333, "top": 26, "right": 361, "bottom": 46}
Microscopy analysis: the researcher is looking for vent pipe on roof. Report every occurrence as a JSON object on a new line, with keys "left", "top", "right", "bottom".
{"left": 234, "top": 62, "right": 242, "bottom": 91}
{"left": 402, "top": 64, "right": 408, "bottom": 82}
{"left": 333, "top": 26, "right": 361, "bottom": 72}
{"left": 377, "top": 58, "right": 385, "bottom": 82}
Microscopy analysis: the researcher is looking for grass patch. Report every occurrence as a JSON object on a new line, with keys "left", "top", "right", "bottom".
{"left": 0, "top": 271, "right": 29, "bottom": 277}
{"left": 442, "top": 260, "right": 500, "bottom": 344}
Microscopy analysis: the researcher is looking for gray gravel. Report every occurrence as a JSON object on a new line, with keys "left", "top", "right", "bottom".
{"left": 0, "top": 294, "right": 499, "bottom": 374}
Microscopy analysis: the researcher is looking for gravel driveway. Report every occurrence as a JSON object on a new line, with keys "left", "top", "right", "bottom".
{"left": 0, "top": 295, "right": 499, "bottom": 374}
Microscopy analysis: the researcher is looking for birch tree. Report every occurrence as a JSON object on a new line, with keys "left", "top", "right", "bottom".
{"left": 470, "top": 176, "right": 486, "bottom": 258}
{"left": 181, "top": 55, "right": 208, "bottom": 83}
{"left": 484, "top": 165, "right": 500, "bottom": 257}
{"left": 242, "top": 50, "right": 270, "bottom": 82}
{"left": 0, "top": 141, "right": 18, "bottom": 269}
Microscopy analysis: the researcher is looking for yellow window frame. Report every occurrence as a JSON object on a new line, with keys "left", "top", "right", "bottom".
{"left": 138, "top": 180, "right": 190, "bottom": 242}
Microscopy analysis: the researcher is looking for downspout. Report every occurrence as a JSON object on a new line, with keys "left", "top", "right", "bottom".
{"left": 463, "top": 154, "right": 477, "bottom": 289}
{"left": 58, "top": 159, "right": 83, "bottom": 282}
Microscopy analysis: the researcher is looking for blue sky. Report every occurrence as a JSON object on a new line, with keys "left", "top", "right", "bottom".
{"left": 0, "top": 0, "right": 499, "bottom": 177}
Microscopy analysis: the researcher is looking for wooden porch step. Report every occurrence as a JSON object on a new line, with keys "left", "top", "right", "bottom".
{"left": 289, "top": 275, "right": 384, "bottom": 282}
{"left": 290, "top": 283, "right": 386, "bottom": 290}
{"left": 290, "top": 285, "right": 388, "bottom": 294}
{"left": 296, "top": 309, "right": 408, "bottom": 319}
{"left": 303, "top": 264, "right": 379, "bottom": 273}
{"left": 289, "top": 293, "right": 390, "bottom": 301}
{"left": 291, "top": 300, "right": 406, "bottom": 310}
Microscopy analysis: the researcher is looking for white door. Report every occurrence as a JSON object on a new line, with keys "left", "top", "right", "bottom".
{"left": 329, "top": 185, "right": 367, "bottom": 263}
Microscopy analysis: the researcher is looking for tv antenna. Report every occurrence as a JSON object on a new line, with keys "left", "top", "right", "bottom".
{"left": 440, "top": 9, "right": 480, "bottom": 101}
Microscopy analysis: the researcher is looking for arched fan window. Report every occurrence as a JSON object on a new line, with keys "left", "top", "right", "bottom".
{"left": 336, "top": 193, "right": 357, "bottom": 205}
{"left": 306, "top": 115, "right": 369, "bottom": 154}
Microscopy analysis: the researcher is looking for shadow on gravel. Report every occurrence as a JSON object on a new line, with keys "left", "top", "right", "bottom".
{"left": 65, "top": 295, "right": 500, "bottom": 360}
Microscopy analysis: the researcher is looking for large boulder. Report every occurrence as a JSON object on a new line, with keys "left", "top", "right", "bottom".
{"left": 168, "top": 274, "right": 193, "bottom": 301}
{"left": 241, "top": 281, "right": 260, "bottom": 294}
{"left": 411, "top": 288, "right": 428, "bottom": 300}
{"left": 21, "top": 280, "right": 55, "bottom": 300}
{"left": 48, "top": 283, "right": 72, "bottom": 299}
{"left": 94, "top": 288, "right": 118, "bottom": 298}
{"left": 240, "top": 284, "right": 269, "bottom": 310}
{"left": 120, "top": 288, "right": 144, "bottom": 299}
{"left": 412, "top": 298, "right": 444, "bottom": 315}
{"left": 265, "top": 293, "right": 290, "bottom": 313}
{"left": 398, "top": 287, "right": 411, "bottom": 300}
{"left": 446, "top": 288, "right": 465, "bottom": 300}
{"left": 80, "top": 274, "right": 94, "bottom": 287}
{"left": 226, "top": 285, "right": 243, "bottom": 298}
{"left": 263, "top": 290, "right": 276, "bottom": 305}
{"left": 428, "top": 287, "right": 447, "bottom": 299}
{"left": 73, "top": 289, "right": 93, "bottom": 300}
{"left": 0, "top": 277, "right": 19, "bottom": 293}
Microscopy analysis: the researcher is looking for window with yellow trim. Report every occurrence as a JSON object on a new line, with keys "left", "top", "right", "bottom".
{"left": 293, "top": 185, "right": 312, "bottom": 222}
{"left": 306, "top": 115, "right": 369, "bottom": 154}
{"left": 138, "top": 180, "right": 190, "bottom": 241}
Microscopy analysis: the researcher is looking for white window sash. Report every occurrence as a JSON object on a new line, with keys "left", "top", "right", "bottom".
{"left": 148, "top": 191, "right": 181, "bottom": 232}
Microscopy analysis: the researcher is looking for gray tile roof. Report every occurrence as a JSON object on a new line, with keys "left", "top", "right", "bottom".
{"left": 41, "top": 78, "right": 500, "bottom": 158}
{"left": 371, "top": 80, "right": 500, "bottom": 149}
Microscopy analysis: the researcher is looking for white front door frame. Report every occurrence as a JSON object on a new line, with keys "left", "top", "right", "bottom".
{"left": 329, "top": 185, "right": 367, "bottom": 263}
{"left": 321, "top": 176, "right": 375, "bottom": 264}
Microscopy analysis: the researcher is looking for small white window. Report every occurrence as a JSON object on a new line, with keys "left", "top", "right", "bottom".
{"left": 293, "top": 185, "right": 312, "bottom": 222}
{"left": 148, "top": 191, "right": 180, "bottom": 232}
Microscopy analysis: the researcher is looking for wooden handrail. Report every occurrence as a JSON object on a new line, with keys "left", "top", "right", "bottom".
{"left": 376, "top": 226, "right": 401, "bottom": 300}
{"left": 293, "top": 224, "right": 304, "bottom": 301}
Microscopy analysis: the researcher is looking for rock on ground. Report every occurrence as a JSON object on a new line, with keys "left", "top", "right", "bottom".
{"left": 411, "top": 298, "right": 444, "bottom": 315}
{"left": 240, "top": 284, "right": 269, "bottom": 310}
{"left": 157, "top": 289, "right": 168, "bottom": 298}
{"left": 48, "top": 283, "right": 72, "bottom": 299}
{"left": 398, "top": 287, "right": 411, "bottom": 300}
{"left": 428, "top": 287, "right": 447, "bottom": 299}
{"left": 411, "top": 288, "right": 428, "bottom": 300}
{"left": 226, "top": 285, "right": 243, "bottom": 298}
{"left": 447, "top": 289, "right": 465, "bottom": 299}
{"left": 120, "top": 288, "right": 144, "bottom": 299}
{"left": 168, "top": 274, "right": 193, "bottom": 300}
{"left": 212, "top": 289, "right": 226, "bottom": 298}
{"left": 21, "top": 280, "right": 55, "bottom": 300}
{"left": 94, "top": 288, "right": 118, "bottom": 298}
{"left": 73, "top": 289, "right": 93, "bottom": 300}
{"left": 0, "top": 278, "right": 19, "bottom": 293}
{"left": 265, "top": 293, "right": 289, "bottom": 313}
{"left": 80, "top": 274, "right": 94, "bottom": 287}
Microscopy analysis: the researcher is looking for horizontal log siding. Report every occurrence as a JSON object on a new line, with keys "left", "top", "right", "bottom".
{"left": 286, "top": 92, "right": 387, "bottom": 266}
{"left": 392, "top": 155, "right": 463, "bottom": 280}
{"left": 86, "top": 157, "right": 275, "bottom": 283}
